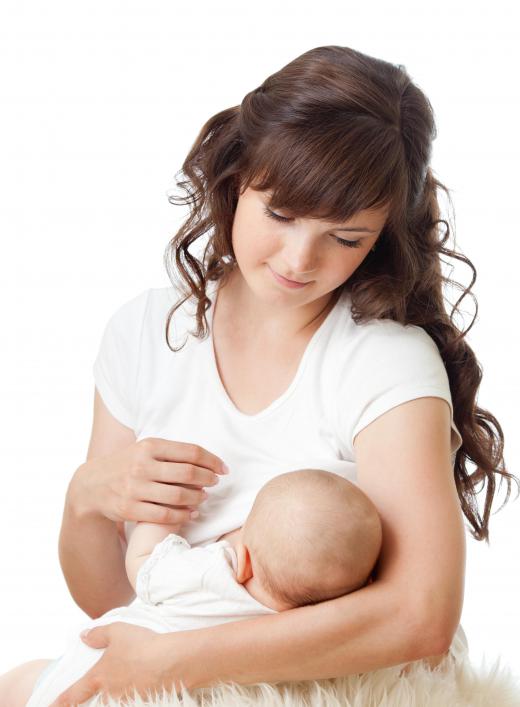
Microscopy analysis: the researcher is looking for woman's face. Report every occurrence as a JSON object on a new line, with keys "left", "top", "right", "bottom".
{"left": 231, "top": 185, "right": 389, "bottom": 307}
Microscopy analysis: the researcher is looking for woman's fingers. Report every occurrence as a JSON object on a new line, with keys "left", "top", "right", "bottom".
{"left": 50, "top": 678, "right": 101, "bottom": 707}
{"left": 151, "top": 461, "right": 221, "bottom": 489}
{"left": 130, "top": 501, "right": 195, "bottom": 525}
{"left": 78, "top": 437, "right": 229, "bottom": 525}
{"left": 135, "top": 479, "right": 209, "bottom": 507}
{"left": 139, "top": 438, "right": 227, "bottom": 476}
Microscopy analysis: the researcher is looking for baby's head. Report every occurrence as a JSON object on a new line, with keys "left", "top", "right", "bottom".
{"left": 235, "top": 469, "right": 382, "bottom": 611}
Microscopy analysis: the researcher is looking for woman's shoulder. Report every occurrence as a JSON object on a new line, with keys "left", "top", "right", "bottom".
{"left": 147, "top": 281, "right": 218, "bottom": 316}
{"left": 333, "top": 291, "right": 441, "bottom": 361}
{"left": 331, "top": 296, "right": 460, "bottom": 457}
{"left": 107, "top": 284, "right": 195, "bottom": 327}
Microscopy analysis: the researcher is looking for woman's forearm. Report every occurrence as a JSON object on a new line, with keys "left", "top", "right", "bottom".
{"left": 58, "top": 466, "right": 135, "bottom": 618}
{"left": 173, "top": 579, "right": 447, "bottom": 687}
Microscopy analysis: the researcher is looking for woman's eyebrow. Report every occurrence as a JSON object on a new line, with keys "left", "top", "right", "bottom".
{"left": 333, "top": 226, "right": 377, "bottom": 233}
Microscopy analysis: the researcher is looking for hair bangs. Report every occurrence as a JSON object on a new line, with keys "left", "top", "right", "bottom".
{"left": 240, "top": 122, "right": 404, "bottom": 226}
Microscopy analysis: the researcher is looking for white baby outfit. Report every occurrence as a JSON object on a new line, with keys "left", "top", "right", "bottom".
{"left": 29, "top": 279, "right": 469, "bottom": 703}
{"left": 27, "top": 533, "right": 276, "bottom": 706}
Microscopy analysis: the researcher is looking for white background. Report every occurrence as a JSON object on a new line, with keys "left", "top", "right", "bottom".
{"left": 1, "top": 0, "right": 519, "bottom": 683}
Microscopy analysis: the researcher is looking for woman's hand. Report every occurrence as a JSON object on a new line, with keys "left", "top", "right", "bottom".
{"left": 69, "top": 437, "right": 229, "bottom": 526}
{"left": 49, "top": 623, "right": 200, "bottom": 706}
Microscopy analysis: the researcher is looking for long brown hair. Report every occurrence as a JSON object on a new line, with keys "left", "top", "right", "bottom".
{"left": 163, "top": 45, "right": 518, "bottom": 542}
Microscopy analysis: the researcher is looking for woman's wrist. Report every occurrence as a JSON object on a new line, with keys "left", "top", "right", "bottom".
{"left": 59, "top": 464, "right": 133, "bottom": 616}
{"left": 157, "top": 628, "right": 208, "bottom": 691}
{"left": 66, "top": 463, "right": 102, "bottom": 520}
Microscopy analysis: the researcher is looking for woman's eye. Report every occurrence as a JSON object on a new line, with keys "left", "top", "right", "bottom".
{"left": 333, "top": 236, "right": 362, "bottom": 249}
{"left": 264, "top": 207, "right": 362, "bottom": 249}
{"left": 264, "top": 207, "right": 291, "bottom": 223}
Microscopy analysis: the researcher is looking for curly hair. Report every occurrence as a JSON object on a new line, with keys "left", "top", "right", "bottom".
{"left": 162, "top": 44, "right": 518, "bottom": 543}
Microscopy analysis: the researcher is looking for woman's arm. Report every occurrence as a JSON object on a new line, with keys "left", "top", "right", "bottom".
{"left": 51, "top": 396, "right": 462, "bottom": 703}
{"left": 168, "top": 572, "right": 439, "bottom": 687}
{"left": 51, "top": 578, "right": 438, "bottom": 707}
{"left": 165, "top": 396, "right": 465, "bottom": 686}
{"left": 59, "top": 487, "right": 135, "bottom": 618}
{"left": 58, "top": 389, "right": 137, "bottom": 618}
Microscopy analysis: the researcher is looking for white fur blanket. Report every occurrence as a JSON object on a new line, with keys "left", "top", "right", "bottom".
{"left": 81, "top": 653, "right": 520, "bottom": 707}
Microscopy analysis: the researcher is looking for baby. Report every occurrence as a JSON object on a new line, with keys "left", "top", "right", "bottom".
{"left": 4, "top": 469, "right": 382, "bottom": 706}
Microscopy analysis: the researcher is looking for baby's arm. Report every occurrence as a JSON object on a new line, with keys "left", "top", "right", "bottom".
{"left": 125, "top": 522, "right": 182, "bottom": 591}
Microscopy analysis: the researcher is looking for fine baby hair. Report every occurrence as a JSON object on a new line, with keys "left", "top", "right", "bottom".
{"left": 241, "top": 469, "right": 383, "bottom": 609}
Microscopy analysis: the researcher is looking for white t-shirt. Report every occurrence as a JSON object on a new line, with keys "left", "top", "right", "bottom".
{"left": 92, "top": 281, "right": 463, "bottom": 548}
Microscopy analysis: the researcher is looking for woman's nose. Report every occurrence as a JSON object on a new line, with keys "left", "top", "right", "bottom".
{"left": 282, "top": 232, "right": 318, "bottom": 275}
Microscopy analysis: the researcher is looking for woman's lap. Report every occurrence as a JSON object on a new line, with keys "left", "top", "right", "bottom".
{"left": 32, "top": 656, "right": 64, "bottom": 692}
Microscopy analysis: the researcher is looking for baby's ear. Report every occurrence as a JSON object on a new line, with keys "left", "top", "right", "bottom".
{"left": 233, "top": 543, "right": 253, "bottom": 584}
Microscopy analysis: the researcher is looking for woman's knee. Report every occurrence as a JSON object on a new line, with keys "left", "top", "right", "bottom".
{"left": 0, "top": 658, "right": 53, "bottom": 706}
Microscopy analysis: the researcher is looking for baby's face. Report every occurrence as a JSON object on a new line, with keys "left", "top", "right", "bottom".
{"left": 217, "top": 527, "right": 243, "bottom": 545}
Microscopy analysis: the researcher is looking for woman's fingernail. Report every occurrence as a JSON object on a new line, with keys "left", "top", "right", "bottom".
{"left": 80, "top": 629, "right": 90, "bottom": 640}
{"left": 190, "top": 511, "right": 199, "bottom": 519}
{"left": 221, "top": 463, "right": 230, "bottom": 474}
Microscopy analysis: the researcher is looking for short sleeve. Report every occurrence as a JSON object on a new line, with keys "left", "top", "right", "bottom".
{"left": 92, "top": 288, "right": 151, "bottom": 431}
{"left": 336, "top": 321, "right": 463, "bottom": 460}
{"left": 136, "top": 533, "right": 191, "bottom": 605}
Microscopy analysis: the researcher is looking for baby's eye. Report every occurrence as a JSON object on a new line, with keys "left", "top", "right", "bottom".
{"left": 264, "top": 207, "right": 362, "bottom": 249}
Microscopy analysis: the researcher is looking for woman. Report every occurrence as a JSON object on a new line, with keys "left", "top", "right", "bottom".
{"left": 32, "top": 45, "right": 518, "bottom": 705}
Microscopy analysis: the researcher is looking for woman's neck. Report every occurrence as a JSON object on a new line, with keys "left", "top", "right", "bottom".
{"left": 218, "top": 265, "right": 340, "bottom": 341}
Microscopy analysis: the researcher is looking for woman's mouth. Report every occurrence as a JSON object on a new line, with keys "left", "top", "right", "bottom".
{"left": 268, "top": 265, "right": 311, "bottom": 289}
